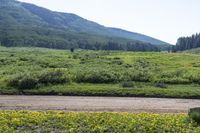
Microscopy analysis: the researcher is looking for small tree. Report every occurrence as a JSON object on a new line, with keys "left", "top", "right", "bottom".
{"left": 70, "top": 48, "right": 74, "bottom": 53}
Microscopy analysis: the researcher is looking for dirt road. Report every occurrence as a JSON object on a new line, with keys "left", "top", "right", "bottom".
{"left": 0, "top": 95, "right": 200, "bottom": 113}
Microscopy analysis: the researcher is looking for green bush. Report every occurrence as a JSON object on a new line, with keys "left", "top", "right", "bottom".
{"left": 189, "top": 107, "right": 200, "bottom": 124}
{"left": 8, "top": 74, "right": 38, "bottom": 90}
{"left": 130, "top": 70, "right": 154, "bottom": 82}
{"left": 18, "top": 76, "right": 38, "bottom": 90}
{"left": 188, "top": 74, "right": 200, "bottom": 84}
{"left": 154, "top": 81, "right": 167, "bottom": 88}
{"left": 8, "top": 69, "right": 70, "bottom": 90}
{"left": 130, "top": 60, "right": 157, "bottom": 82}
{"left": 159, "top": 70, "right": 192, "bottom": 84}
{"left": 111, "top": 57, "right": 123, "bottom": 65}
{"left": 38, "top": 69, "right": 69, "bottom": 85}
{"left": 76, "top": 69, "right": 121, "bottom": 83}
{"left": 121, "top": 81, "right": 135, "bottom": 88}
{"left": 159, "top": 78, "right": 190, "bottom": 84}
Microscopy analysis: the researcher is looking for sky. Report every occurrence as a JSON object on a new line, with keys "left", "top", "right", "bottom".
{"left": 18, "top": 0, "right": 200, "bottom": 44}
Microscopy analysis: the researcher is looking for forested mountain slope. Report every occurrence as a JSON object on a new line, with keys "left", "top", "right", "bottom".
{"left": 0, "top": 0, "right": 169, "bottom": 51}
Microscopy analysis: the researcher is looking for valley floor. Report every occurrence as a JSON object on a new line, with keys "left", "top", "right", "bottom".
{"left": 0, "top": 95, "right": 200, "bottom": 113}
{"left": 1, "top": 47, "right": 200, "bottom": 98}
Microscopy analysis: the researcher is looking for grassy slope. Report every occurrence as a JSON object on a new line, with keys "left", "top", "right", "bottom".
{"left": 1, "top": 47, "right": 200, "bottom": 98}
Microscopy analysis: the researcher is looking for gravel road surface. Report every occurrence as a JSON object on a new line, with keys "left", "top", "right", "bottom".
{"left": 0, "top": 95, "right": 200, "bottom": 113}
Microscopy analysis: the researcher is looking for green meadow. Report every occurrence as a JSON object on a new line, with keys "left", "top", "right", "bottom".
{"left": 0, "top": 46, "right": 200, "bottom": 98}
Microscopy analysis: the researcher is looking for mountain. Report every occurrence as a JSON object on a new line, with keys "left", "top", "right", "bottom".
{"left": 0, "top": 0, "right": 169, "bottom": 51}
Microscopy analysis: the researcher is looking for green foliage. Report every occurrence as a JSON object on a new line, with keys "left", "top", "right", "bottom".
{"left": 184, "top": 48, "right": 200, "bottom": 54}
{"left": 189, "top": 108, "right": 200, "bottom": 124}
{"left": 38, "top": 69, "right": 69, "bottom": 85}
{"left": 8, "top": 74, "right": 38, "bottom": 90}
{"left": 1, "top": 47, "right": 200, "bottom": 98}
{"left": 0, "top": 111, "right": 198, "bottom": 132}
{"left": 174, "top": 33, "right": 200, "bottom": 51}
{"left": 111, "top": 57, "right": 124, "bottom": 65}
{"left": 188, "top": 74, "right": 200, "bottom": 84}
{"left": 154, "top": 81, "right": 167, "bottom": 88}
{"left": 19, "top": 83, "right": 200, "bottom": 98}
{"left": 76, "top": 69, "right": 121, "bottom": 83}
{"left": 8, "top": 69, "right": 70, "bottom": 90}
{"left": 121, "top": 81, "right": 135, "bottom": 88}
{"left": 127, "top": 59, "right": 157, "bottom": 82}
{"left": 70, "top": 48, "right": 74, "bottom": 53}
{"left": 130, "top": 70, "right": 154, "bottom": 82}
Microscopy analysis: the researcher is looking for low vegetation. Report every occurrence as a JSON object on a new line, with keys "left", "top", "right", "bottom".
{"left": 1, "top": 111, "right": 200, "bottom": 132}
{"left": 189, "top": 108, "right": 200, "bottom": 124}
{"left": 184, "top": 48, "right": 200, "bottom": 54}
{"left": 0, "top": 46, "right": 200, "bottom": 98}
{"left": 8, "top": 69, "right": 69, "bottom": 90}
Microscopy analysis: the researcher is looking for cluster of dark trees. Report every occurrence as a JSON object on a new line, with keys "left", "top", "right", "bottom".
{"left": 171, "top": 33, "right": 200, "bottom": 52}
{"left": 77, "top": 40, "right": 160, "bottom": 51}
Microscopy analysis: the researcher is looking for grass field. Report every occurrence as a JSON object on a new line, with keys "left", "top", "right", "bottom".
{"left": 0, "top": 111, "right": 199, "bottom": 132}
{"left": 183, "top": 48, "right": 200, "bottom": 54}
{"left": 1, "top": 47, "right": 200, "bottom": 98}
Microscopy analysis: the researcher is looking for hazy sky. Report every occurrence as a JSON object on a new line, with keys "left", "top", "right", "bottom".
{"left": 18, "top": 0, "right": 200, "bottom": 44}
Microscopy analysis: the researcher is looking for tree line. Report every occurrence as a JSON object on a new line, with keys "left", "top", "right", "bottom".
{"left": 171, "top": 33, "right": 200, "bottom": 52}
{"left": 0, "top": 26, "right": 160, "bottom": 52}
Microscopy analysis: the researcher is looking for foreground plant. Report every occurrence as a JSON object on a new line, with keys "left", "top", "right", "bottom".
{"left": 0, "top": 111, "right": 200, "bottom": 132}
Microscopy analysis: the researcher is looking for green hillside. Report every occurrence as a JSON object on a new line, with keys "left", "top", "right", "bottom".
{"left": 21, "top": 1, "right": 169, "bottom": 45}
{"left": 0, "top": 0, "right": 169, "bottom": 51}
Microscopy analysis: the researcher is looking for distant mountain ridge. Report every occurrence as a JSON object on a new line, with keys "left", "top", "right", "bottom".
{"left": 21, "top": 1, "right": 168, "bottom": 45}
{"left": 0, "top": 0, "right": 169, "bottom": 51}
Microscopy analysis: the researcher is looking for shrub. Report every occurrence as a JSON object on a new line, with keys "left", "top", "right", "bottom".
{"left": 131, "top": 60, "right": 157, "bottom": 82}
{"left": 160, "top": 70, "right": 191, "bottom": 84}
{"left": 130, "top": 70, "right": 154, "bottom": 82}
{"left": 8, "top": 74, "right": 38, "bottom": 90}
{"left": 38, "top": 69, "right": 69, "bottom": 85}
{"left": 8, "top": 76, "right": 20, "bottom": 88}
{"left": 159, "top": 78, "right": 190, "bottom": 84}
{"left": 121, "top": 81, "right": 135, "bottom": 88}
{"left": 188, "top": 74, "right": 200, "bottom": 84}
{"left": 111, "top": 57, "right": 123, "bottom": 65}
{"left": 18, "top": 76, "right": 38, "bottom": 90}
{"left": 111, "top": 60, "right": 123, "bottom": 65}
{"left": 8, "top": 69, "right": 70, "bottom": 90}
{"left": 76, "top": 69, "right": 121, "bottom": 83}
{"left": 154, "top": 81, "right": 167, "bottom": 88}
{"left": 189, "top": 107, "right": 200, "bottom": 124}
